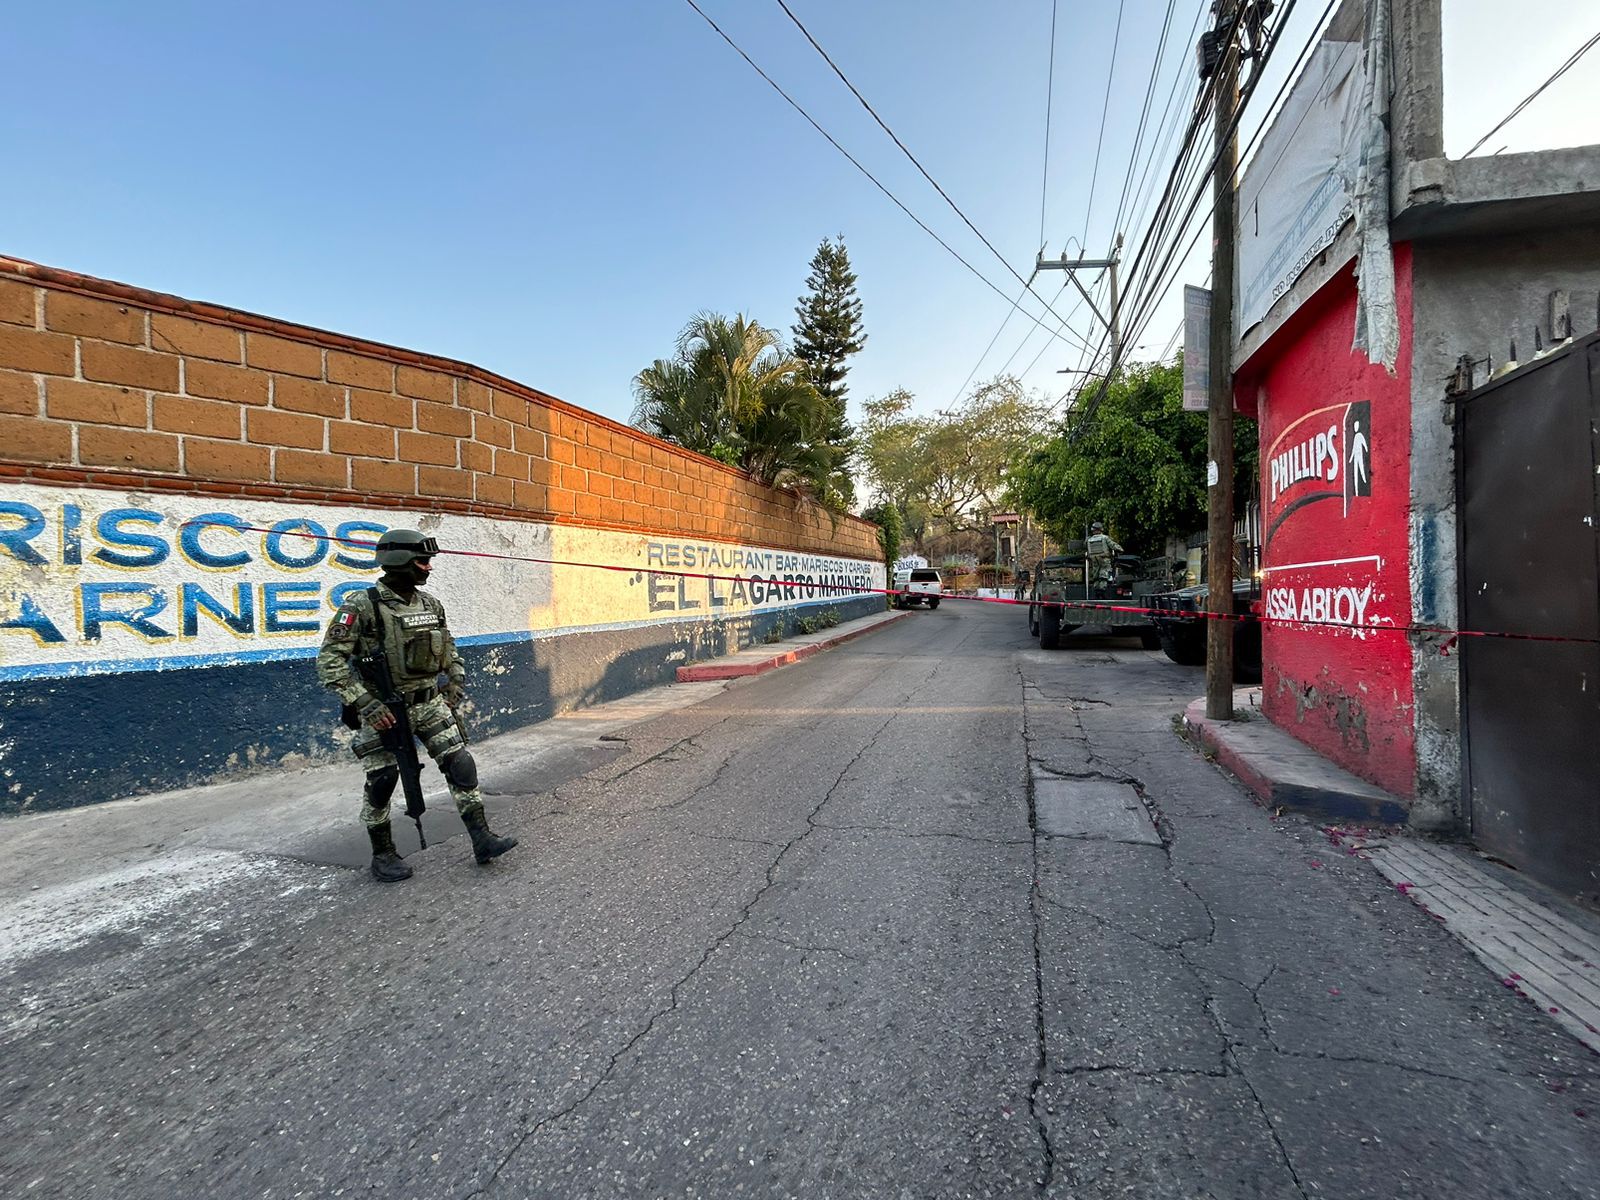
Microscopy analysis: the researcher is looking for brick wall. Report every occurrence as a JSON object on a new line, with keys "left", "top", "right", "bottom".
{"left": 0, "top": 257, "right": 879, "bottom": 561}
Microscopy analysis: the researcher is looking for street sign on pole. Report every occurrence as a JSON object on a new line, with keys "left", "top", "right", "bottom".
{"left": 1183, "top": 285, "right": 1211, "bottom": 411}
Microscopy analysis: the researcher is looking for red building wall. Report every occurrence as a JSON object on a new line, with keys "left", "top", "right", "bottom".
{"left": 1251, "top": 246, "right": 1416, "bottom": 797}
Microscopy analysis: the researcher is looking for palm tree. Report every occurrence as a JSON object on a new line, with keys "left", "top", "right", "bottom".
{"left": 632, "top": 313, "right": 851, "bottom": 510}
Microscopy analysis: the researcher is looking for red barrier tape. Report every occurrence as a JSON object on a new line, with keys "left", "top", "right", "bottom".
{"left": 178, "top": 520, "right": 1600, "bottom": 650}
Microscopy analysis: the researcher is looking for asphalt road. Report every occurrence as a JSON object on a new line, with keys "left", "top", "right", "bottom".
{"left": 3, "top": 601, "right": 1597, "bottom": 1199}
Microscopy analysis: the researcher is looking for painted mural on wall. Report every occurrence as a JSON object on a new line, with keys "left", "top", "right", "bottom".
{"left": 0, "top": 484, "right": 883, "bottom": 685}
{"left": 1254, "top": 251, "right": 1415, "bottom": 798}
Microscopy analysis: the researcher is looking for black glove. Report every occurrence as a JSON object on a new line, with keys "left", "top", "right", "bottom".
{"left": 359, "top": 697, "right": 394, "bottom": 728}
{"left": 444, "top": 681, "right": 466, "bottom": 709}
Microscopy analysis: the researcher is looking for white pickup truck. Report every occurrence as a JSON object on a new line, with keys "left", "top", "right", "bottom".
{"left": 893, "top": 567, "right": 943, "bottom": 610}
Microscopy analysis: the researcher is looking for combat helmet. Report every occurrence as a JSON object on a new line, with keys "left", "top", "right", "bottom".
{"left": 375, "top": 528, "right": 440, "bottom": 569}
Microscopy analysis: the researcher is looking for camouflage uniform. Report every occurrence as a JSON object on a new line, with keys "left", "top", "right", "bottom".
{"left": 316, "top": 581, "right": 485, "bottom": 827}
{"left": 1087, "top": 526, "right": 1123, "bottom": 597}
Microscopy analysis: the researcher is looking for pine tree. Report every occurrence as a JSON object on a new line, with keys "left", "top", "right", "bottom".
{"left": 792, "top": 236, "right": 866, "bottom": 446}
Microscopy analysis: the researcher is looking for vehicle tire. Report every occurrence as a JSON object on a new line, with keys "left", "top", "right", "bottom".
{"left": 1028, "top": 606, "right": 1039, "bottom": 637}
{"left": 929, "top": 598, "right": 940, "bottom": 610}
{"left": 1039, "top": 607, "right": 1062, "bottom": 649}
{"left": 1159, "top": 624, "right": 1207, "bottom": 666}
{"left": 1138, "top": 627, "right": 1162, "bottom": 651}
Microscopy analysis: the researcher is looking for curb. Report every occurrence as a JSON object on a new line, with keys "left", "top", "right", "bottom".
{"left": 676, "top": 611, "right": 913, "bottom": 682}
{"left": 1182, "top": 696, "right": 1409, "bottom": 825}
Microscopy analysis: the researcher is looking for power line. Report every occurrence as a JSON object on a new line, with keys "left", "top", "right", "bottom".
{"left": 1082, "top": 0, "right": 1129, "bottom": 251}
{"left": 1039, "top": 0, "right": 1059, "bottom": 250}
{"left": 1465, "top": 27, "right": 1600, "bottom": 157}
{"left": 680, "top": 0, "right": 1088, "bottom": 355}
{"left": 1076, "top": 0, "right": 1310, "bottom": 432}
{"left": 1123, "top": 0, "right": 1340, "bottom": 356}
{"left": 772, "top": 0, "right": 1092, "bottom": 341}
{"left": 1120, "top": 1, "right": 1212, "bottom": 258}
{"left": 1108, "top": 0, "right": 1183, "bottom": 244}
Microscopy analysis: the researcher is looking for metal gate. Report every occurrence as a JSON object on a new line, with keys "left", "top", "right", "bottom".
{"left": 1458, "top": 331, "right": 1600, "bottom": 903}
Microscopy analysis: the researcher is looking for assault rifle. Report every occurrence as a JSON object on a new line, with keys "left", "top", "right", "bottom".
{"left": 354, "top": 588, "right": 428, "bottom": 848}
{"left": 355, "top": 652, "right": 428, "bottom": 848}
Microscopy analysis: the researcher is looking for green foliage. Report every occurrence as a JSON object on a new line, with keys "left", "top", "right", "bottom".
{"left": 792, "top": 236, "right": 866, "bottom": 446}
{"left": 1007, "top": 358, "right": 1258, "bottom": 554}
{"left": 792, "top": 606, "right": 842, "bottom": 635}
{"left": 857, "top": 376, "right": 1048, "bottom": 551}
{"left": 631, "top": 312, "right": 853, "bottom": 513}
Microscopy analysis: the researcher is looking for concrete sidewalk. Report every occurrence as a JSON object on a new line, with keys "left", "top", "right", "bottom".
{"left": 1182, "top": 685, "right": 1600, "bottom": 1056}
{"left": 676, "top": 607, "right": 909, "bottom": 681}
{"left": 1182, "top": 687, "right": 1408, "bottom": 824}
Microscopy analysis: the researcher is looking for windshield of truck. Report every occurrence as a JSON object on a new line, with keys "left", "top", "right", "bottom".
{"left": 909, "top": 569, "right": 940, "bottom": 582}
{"left": 1038, "top": 563, "right": 1084, "bottom": 584}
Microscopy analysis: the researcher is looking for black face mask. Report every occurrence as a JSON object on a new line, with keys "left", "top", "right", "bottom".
{"left": 384, "top": 557, "right": 433, "bottom": 591}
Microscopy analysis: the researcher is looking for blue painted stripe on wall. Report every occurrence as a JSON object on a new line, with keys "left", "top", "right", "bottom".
{"left": 0, "top": 595, "right": 870, "bottom": 682}
{"left": 0, "top": 594, "right": 882, "bottom": 814}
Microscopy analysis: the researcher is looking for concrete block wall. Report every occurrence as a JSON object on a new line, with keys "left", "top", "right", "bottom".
{"left": 0, "top": 257, "right": 883, "bottom": 811}
{"left": 0, "top": 258, "right": 879, "bottom": 561}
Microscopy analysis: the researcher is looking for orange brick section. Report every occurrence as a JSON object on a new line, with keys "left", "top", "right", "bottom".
{"left": 46, "top": 379, "right": 148, "bottom": 427}
{"left": 350, "top": 388, "right": 413, "bottom": 428}
{"left": 416, "top": 401, "right": 472, "bottom": 437}
{"left": 273, "top": 376, "right": 346, "bottom": 418}
{"left": 459, "top": 380, "right": 492, "bottom": 414}
{"left": 418, "top": 465, "right": 473, "bottom": 499}
{"left": 0, "top": 327, "right": 75, "bottom": 376}
{"left": 185, "top": 359, "right": 269, "bottom": 406}
{"left": 0, "top": 279, "right": 37, "bottom": 326}
{"left": 275, "top": 449, "right": 349, "bottom": 488}
{"left": 81, "top": 342, "right": 179, "bottom": 391}
{"left": 185, "top": 439, "right": 271, "bottom": 481}
{"left": 353, "top": 457, "right": 415, "bottom": 495}
{"left": 0, "top": 373, "right": 38, "bottom": 415}
{"left": 475, "top": 474, "right": 514, "bottom": 506}
{"left": 44, "top": 293, "right": 145, "bottom": 345}
{"left": 327, "top": 350, "right": 394, "bottom": 390}
{"left": 396, "top": 365, "right": 453, "bottom": 403}
{"left": 397, "top": 430, "right": 458, "bottom": 466}
{"left": 328, "top": 421, "right": 396, "bottom": 459}
{"left": 246, "top": 332, "right": 322, "bottom": 378}
{"left": 153, "top": 394, "right": 242, "bottom": 440}
{"left": 79, "top": 427, "right": 180, "bottom": 472}
{"left": 0, "top": 413, "right": 71, "bottom": 461}
{"left": 247, "top": 408, "right": 325, "bottom": 450}
{"left": 151, "top": 313, "right": 243, "bottom": 362}
{"left": 0, "top": 265, "right": 882, "bottom": 561}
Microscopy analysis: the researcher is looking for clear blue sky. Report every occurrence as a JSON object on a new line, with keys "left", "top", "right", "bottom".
{"left": 5, "top": 1, "right": 1592, "bottom": 449}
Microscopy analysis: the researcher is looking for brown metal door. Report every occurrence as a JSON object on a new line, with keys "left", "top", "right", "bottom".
{"left": 1459, "top": 333, "right": 1600, "bottom": 903}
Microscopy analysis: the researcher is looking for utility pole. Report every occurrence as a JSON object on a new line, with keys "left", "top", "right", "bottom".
{"left": 1205, "top": 0, "right": 1240, "bottom": 720}
{"left": 1036, "top": 234, "right": 1123, "bottom": 372}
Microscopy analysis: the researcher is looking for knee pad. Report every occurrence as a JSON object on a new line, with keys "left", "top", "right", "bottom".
{"left": 441, "top": 749, "right": 478, "bottom": 791}
{"left": 365, "top": 764, "right": 400, "bottom": 806}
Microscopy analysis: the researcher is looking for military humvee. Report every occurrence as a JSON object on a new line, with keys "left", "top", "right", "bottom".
{"left": 1024, "top": 546, "right": 1172, "bottom": 649}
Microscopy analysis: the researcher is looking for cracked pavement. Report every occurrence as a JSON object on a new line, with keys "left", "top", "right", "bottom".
{"left": 2, "top": 603, "right": 1598, "bottom": 1198}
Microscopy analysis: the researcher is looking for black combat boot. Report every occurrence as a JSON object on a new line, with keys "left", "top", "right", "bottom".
{"left": 462, "top": 807, "right": 518, "bottom": 864}
{"left": 367, "top": 822, "right": 414, "bottom": 883}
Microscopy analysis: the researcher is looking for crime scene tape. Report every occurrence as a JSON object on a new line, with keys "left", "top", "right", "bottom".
{"left": 178, "top": 520, "right": 1600, "bottom": 650}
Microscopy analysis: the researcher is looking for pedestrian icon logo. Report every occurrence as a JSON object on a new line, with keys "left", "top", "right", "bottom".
{"left": 1343, "top": 401, "right": 1372, "bottom": 516}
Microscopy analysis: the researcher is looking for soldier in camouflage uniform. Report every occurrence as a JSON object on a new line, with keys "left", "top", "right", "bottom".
{"left": 1087, "top": 521, "right": 1123, "bottom": 599}
{"left": 317, "top": 528, "right": 517, "bottom": 882}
